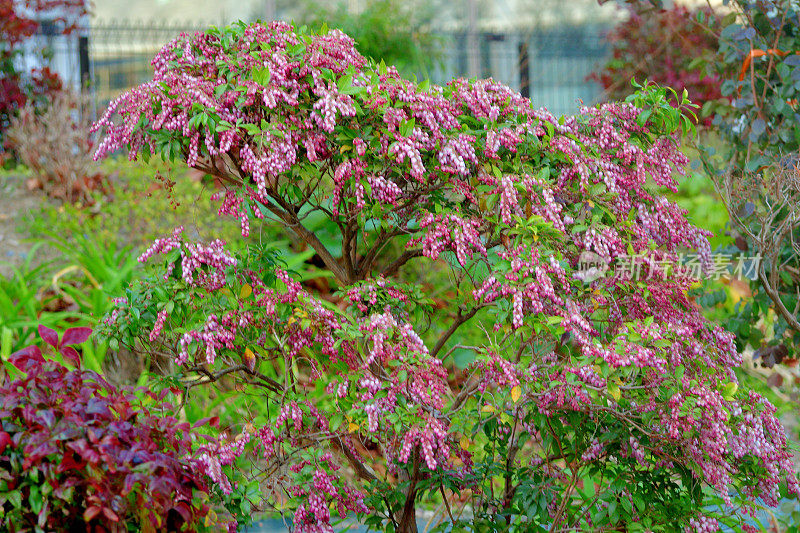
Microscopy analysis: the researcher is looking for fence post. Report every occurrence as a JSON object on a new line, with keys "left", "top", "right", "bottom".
{"left": 467, "top": 0, "right": 480, "bottom": 78}
{"left": 518, "top": 40, "right": 530, "bottom": 99}
{"left": 78, "top": 35, "right": 90, "bottom": 90}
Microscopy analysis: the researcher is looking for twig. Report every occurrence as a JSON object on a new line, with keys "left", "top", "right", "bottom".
{"left": 430, "top": 307, "right": 480, "bottom": 358}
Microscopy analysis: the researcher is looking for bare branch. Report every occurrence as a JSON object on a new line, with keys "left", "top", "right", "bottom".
{"left": 380, "top": 249, "right": 424, "bottom": 277}
{"left": 431, "top": 307, "right": 480, "bottom": 358}
{"left": 261, "top": 195, "right": 352, "bottom": 285}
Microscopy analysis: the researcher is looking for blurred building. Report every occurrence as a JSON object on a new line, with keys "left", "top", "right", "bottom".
{"left": 91, "top": 0, "right": 271, "bottom": 25}
{"left": 14, "top": 0, "right": 91, "bottom": 92}
{"left": 426, "top": 0, "right": 622, "bottom": 113}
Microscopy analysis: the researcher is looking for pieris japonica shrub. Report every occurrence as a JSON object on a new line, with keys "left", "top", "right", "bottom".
{"left": 93, "top": 21, "right": 799, "bottom": 532}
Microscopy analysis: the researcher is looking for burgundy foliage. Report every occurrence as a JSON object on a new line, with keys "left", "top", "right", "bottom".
{"left": 590, "top": 5, "right": 724, "bottom": 125}
{"left": 0, "top": 327, "right": 212, "bottom": 532}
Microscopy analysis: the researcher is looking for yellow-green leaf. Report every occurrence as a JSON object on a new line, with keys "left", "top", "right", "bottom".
{"left": 204, "top": 509, "right": 217, "bottom": 528}
{"left": 243, "top": 347, "right": 256, "bottom": 370}
{"left": 722, "top": 381, "right": 738, "bottom": 400}
{"left": 608, "top": 383, "right": 621, "bottom": 402}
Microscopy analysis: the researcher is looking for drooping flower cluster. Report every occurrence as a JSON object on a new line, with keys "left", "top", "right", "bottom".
{"left": 138, "top": 226, "right": 236, "bottom": 290}
{"left": 288, "top": 455, "right": 369, "bottom": 533}
{"left": 344, "top": 277, "right": 409, "bottom": 314}
{"left": 193, "top": 427, "right": 251, "bottom": 495}
{"left": 409, "top": 213, "right": 487, "bottom": 267}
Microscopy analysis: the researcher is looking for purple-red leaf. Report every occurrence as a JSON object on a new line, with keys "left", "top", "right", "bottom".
{"left": 37, "top": 409, "right": 56, "bottom": 428}
{"left": 0, "top": 431, "right": 11, "bottom": 454}
{"left": 102, "top": 507, "right": 119, "bottom": 522}
{"left": 57, "top": 454, "right": 86, "bottom": 473}
{"left": 60, "top": 346, "right": 81, "bottom": 368}
{"left": 61, "top": 327, "right": 92, "bottom": 347}
{"left": 38, "top": 325, "right": 59, "bottom": 348}
{"left": 83, "top": 505, "right": 102, "bottom": 522}
{"left": 192, "top": 416, "right": 220, "bottom": 429}
{"left": 171, "top": 502, "right": 192, "bottom": 523}
{"left": 9, "top": 345, "right": 44, "bottom": 371}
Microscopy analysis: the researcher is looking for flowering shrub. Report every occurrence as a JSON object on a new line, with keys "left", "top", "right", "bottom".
{"left": 0, "top": 325, "right": 223, "bottom": 531}
{"left": 94, "top": 22, "right": 798, "bottom": 532}
{"left": 589, "top": 4, "right": 724, "bottom": 125}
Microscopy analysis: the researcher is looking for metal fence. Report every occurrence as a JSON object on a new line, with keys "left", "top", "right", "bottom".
{"left": 88, "top": 22, "right": 209, "bottom": 104}
{"left": 430, "top": 26, "right": 610, "bottom": 115}
{"left": 36, "top": 21, "right": 612, "bottom": 117}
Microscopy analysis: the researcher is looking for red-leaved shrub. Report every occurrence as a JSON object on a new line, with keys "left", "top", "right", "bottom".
{"left": 0, "top": 0, "right": 88, "bottom": 158}
{"left": 590, "top": 5, "right": 724, "bottom": 124}
{"left": 0, "top": 326, "right": 214, "bottom": 532}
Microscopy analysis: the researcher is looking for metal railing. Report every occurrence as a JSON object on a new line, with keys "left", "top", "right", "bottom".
{"left": 89, "top": 22, "right": 208, "bottom": 103}
{"left": 430, "top": 26, "right": 610, "bottom": 115}
{"left": 35, "top": 21, "right": 612, "bottom": 117}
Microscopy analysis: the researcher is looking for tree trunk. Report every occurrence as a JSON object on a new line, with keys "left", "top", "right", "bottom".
{"left": 397, "top": 450, "right": 420, "bottom": 533}
{"left": 397, "top": 501, "right": 418, "bottom": 533}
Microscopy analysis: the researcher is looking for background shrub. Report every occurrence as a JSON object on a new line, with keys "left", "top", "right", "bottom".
{"left": 589, "top": 4, "right": 725, "bottom": 125}
{"left": 292, "top": 0, "right": 441, "bottom": 79}
{"left": 6, "top": 90, "right": 109, "bottom": 203}
{"left": 0, "top": 0, "right": 88, "bottom": 160}
{"left": 701, "top": 0, "right": 800, "bottom": 362}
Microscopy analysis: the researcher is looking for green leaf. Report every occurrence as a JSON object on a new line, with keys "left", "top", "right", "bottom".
{"left": 29, "top": 485, "right": 42, "bottom": 514}
{"left": 607, "top": 383, "right": 621, "bottom": 401}
{"left": 340, "top": 84, "right": 365, "bottom": 96}
{"left": 722, "top": 381, "right": 738, "bottom": 401}
{"left": 337, "top": 73, "right": 353, "bottom": 92}
{"left": 243, "top": 123, "right": 261, "bottom": 135}
{"left": 7, "top": 490, "right": 21, "bottom": 509}
{"left": 399, "top": 118, "right": 415, "bottom": 137}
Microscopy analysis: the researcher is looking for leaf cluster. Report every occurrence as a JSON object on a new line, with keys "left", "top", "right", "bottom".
{"left": 0, "top": 327, "right": 221, "bottom": 532}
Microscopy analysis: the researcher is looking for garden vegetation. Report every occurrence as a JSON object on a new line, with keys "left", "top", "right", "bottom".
{"left": 78, "top": 21, "right": 800, "bottom": 532}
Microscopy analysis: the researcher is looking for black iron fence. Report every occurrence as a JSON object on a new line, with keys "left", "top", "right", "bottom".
{"left": 35, "top": 21, "right": 612, "bottom": 117}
